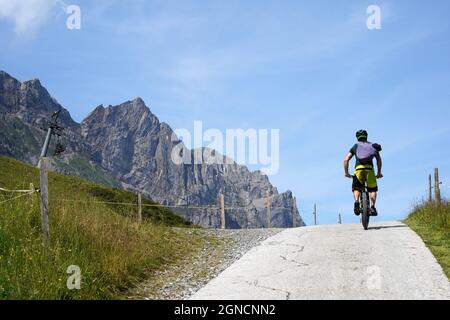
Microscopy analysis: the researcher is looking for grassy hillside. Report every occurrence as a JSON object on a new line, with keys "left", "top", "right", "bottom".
{"left": 53, "top": 154, "right": 123, "bottom": 189}
{"left": 405, "top": 201, "right": 449, "bottom": 279}
{"left": 0, "top": 116, "right": 41, "bottom": 162}
{"left": 0, "top": 156, "right": 203, "bottom": 299}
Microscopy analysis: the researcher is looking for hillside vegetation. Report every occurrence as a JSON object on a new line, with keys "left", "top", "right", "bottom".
{"left": 0, "top": 156, "right": 204, "bottom": 299}
{"left": 405, "top": 201, "right": 450, "bottom": 279}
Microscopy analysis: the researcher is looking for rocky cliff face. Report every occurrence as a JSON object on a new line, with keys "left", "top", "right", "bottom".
{"left": 0, "top": 71, "right": 119, "bottom": 187}
{"left": 80, "top": 99, "right": 304, "bottom": 228}
{"left": 0, "top": 71, "right": 305, "bottom": 228}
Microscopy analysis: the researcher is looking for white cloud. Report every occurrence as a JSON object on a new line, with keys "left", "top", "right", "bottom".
{"left": 0, "top": 0, "right": 57, "bottom": 34}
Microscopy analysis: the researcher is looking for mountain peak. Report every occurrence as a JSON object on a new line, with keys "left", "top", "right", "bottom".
{"left": 111, "top": 98, "right": 156, "bottom": 122}
{"left": 112, "top": 97, "right": 148, "bottom": 112}
{"left": 0, "top": 70, "right": 13, "bottom": 78}
{"left": 22, "top": 77, "right": 54, "bottom": 98}
{"left": 0, "top": 70, "right": 21, "bottom": 87}
{"left": 129, "top": 97, "right": 149, "bottom": 111}
{"left": 30, "top": 78, "right": 41, "bottom": 84}
{"left": 132, "top": 97, "right": 145, "bottom": 105}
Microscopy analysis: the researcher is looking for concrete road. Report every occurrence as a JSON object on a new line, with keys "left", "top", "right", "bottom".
{"left": 190, "top": 221, "right": 450, "bottom": 300}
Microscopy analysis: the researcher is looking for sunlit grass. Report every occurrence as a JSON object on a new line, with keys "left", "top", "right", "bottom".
{"left": 405, "top": 201, "right": 450, "bottom": 279}
{"left": 0, "top": 156, "right": 203, "bottom": 299}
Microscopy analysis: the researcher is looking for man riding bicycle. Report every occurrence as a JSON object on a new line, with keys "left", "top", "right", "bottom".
{"left": 344, "top": 130, "right": 383, "bottom": 216}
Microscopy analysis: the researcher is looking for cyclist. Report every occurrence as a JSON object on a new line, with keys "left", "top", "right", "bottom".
{"left": 344, "top": 130, "right": 383, "bottom": 216}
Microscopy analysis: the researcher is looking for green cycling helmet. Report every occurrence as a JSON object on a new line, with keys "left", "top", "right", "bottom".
{"left": 356, "top": 130, "right": 368, "bottom": 141}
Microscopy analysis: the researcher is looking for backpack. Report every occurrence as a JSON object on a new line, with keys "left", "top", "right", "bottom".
{"left": 356, "top": 141, "right": 380, "bottom": 165}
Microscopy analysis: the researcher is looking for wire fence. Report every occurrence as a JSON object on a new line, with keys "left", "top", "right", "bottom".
{"left": 1, "top": 156, "right": 302, "bottom": 247}
{"left": 49, "top": 155, "right": 297, "bottom": 214}
{"left": 1, "top": 184, "right": 298, "bottom": 225}
{"left": 0, "top": 187, "right": 39, "bottom": 193}
{"left": 50, "top": 198, "right": 280, "bottom": 211}
{"left": 0, "top": 191, "right": 38, "bottom": 205}
{"left": 0, "top": 185, "right": 40, "bottom": 205}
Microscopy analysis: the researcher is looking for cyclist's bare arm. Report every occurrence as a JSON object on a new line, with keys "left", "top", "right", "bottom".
{"left": 344, "top": 152, "right": 353, "bottom": 177}
{"left": 375, "top": 153, "right": 383, "bottom": 178}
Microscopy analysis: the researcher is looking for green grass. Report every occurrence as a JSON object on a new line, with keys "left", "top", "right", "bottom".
{"left": 0, "top": 156, "right": 203, "bottom": 299}
{"left": 53, "top": 154, "right": 122, "bottom": 189}
{"left": 404, "top": 201, "right": 450, "bottom": 279}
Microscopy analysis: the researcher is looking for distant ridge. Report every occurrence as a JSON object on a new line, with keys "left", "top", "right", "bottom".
{"left": 0, "top": 70, "right": 305, "bottom": 228}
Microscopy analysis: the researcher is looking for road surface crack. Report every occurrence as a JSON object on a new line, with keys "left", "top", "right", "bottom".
{"left": 246, "top": 279, "right": 292, "bottom": 300}
{"left": 280, "top": 255, "right": 309, "bottom": 267}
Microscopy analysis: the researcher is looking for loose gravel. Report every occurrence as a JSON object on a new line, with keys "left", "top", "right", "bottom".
{"left": 128, "top": 228, "right": 283, "bottom": 300}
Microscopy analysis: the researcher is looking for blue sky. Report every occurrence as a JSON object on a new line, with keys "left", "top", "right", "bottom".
{"left": 1, "top": 0, "right": 449, "bottom": 225}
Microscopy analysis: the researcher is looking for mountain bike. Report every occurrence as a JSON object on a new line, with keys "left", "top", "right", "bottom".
{"left": 348, "top": 175, "right": 371, "bottom": 230}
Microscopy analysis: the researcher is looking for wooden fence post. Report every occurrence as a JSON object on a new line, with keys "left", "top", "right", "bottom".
{"left": 428, "top": 174, "right": 433, "bottom": 203}
{"left": 313, "top": 203, "right": 317, "bottom": 226}
{"left": 434, "top": 168, "right": 441, "bottom": 204}
{"left": 292, "top": 197, "right": 296, "bottom": 228}
{"left": 39, "top": 157, "right": 50, "bottom": 246}
{"left": 266, "top": 193, "right": 271, "bottom": 229}
{"left": 137, "top": 193, "right": 142, "bottom": 224}
{"left": 220, "top": 194, "right": 225, "bottom": 229}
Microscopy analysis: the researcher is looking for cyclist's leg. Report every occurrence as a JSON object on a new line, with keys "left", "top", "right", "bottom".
{"left": 352, "top": 174, "right": 364, "bottom": 215}
{"left": 367, "top": 169, "right": 379, "bottom": 215}
{"left": 370, "top": 192, "right": 377, "bottom": 205}
{"left": 352, "top": 175, "right": 363, "bottom": 200}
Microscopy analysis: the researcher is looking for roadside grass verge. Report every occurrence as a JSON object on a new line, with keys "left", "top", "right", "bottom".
{"left": 404, "top": 201, "right": 450, "bottom": 279}
{"left": 0, "top": 156, "right": 203, "bottom": 299}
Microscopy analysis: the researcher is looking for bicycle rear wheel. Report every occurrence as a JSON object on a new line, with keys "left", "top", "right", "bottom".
{"left": 361, "top": 192, "right": 370, "bottom": 230}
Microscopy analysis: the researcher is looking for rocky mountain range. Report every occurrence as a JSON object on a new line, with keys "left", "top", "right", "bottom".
{"left": 0, "top": 70, "right": 305, "bottom": 228}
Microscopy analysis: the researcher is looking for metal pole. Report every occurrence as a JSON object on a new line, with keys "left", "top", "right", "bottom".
{"left": 40, "top": 128, "right": 52, "bottom": 158}
{"left": 37, "top": 128, "right": 52, "bottom": 168}
{"left": 37, "top": 110, "right": 63, "bottom": 168}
